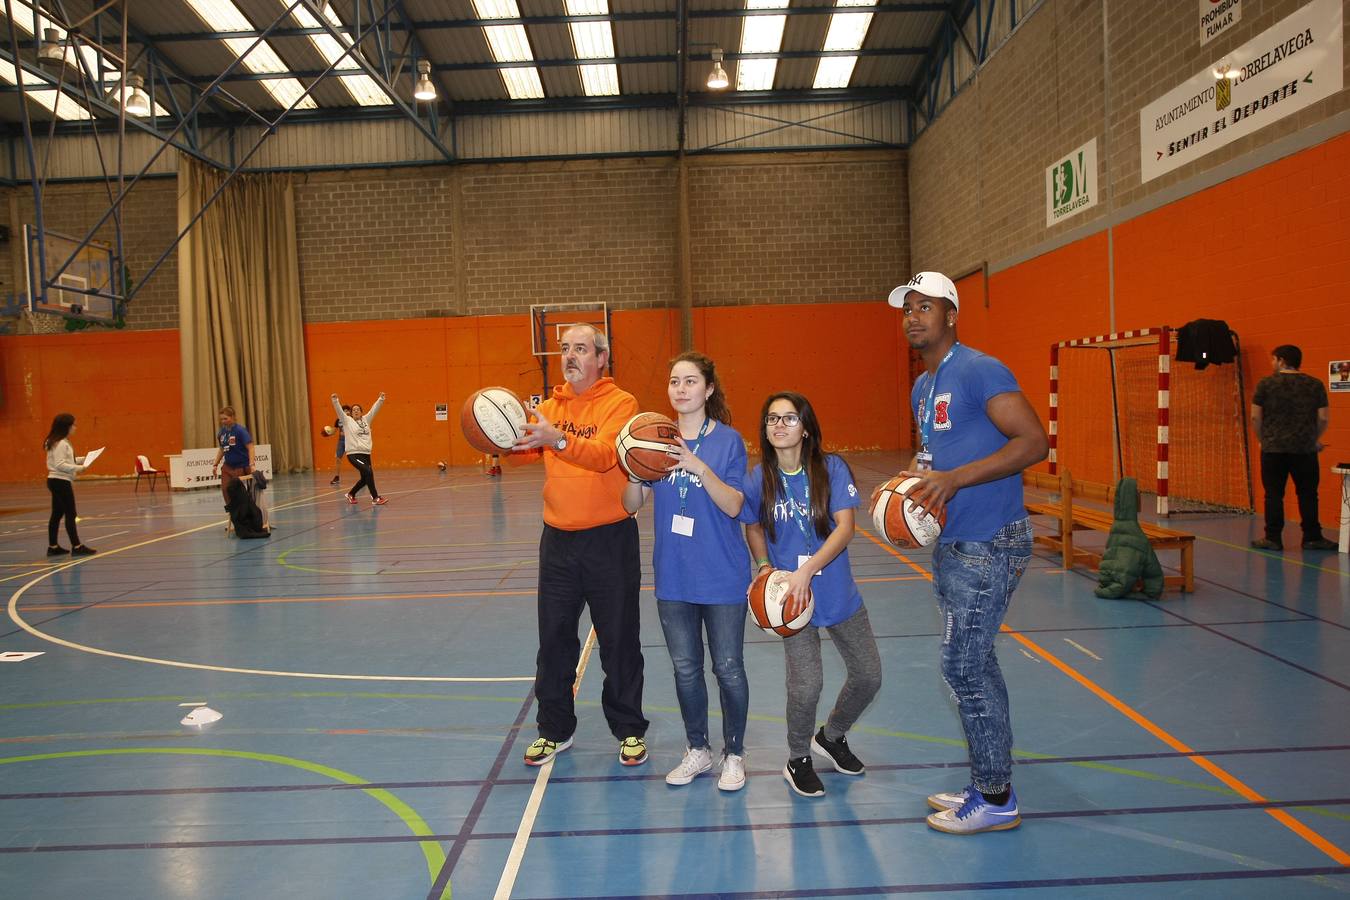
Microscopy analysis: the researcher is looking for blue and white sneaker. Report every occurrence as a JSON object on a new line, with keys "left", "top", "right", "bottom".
{"left": 926, "top": 784, "right": 974, "bottom": 812}
{"left": 926, "top": 787, "right": 1020, "bottom": 834}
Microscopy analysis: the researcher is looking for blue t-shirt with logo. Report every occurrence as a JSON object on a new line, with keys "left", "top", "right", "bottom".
{"left": 911, "top": 343, "right": 1026, "bottom": 542}
{"left": 650, "top": 423, "right": 751, "bottom": 604}
{"left": 738, "top": 454, "right": 863, "bottom": 627}
{"left": 218, "top": 423, "right": 253, "bottom": 467}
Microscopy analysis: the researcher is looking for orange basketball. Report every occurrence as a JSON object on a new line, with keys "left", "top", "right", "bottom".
{"left": 747, "top": 568, "right": 813, "bottom": 637}
{"left": 870, "top": 475, "right": 944, "bottom": 548}
{"left": 616, "top": 412, "right": 681, "bottom": 482}
{"left": 461, "top": 387, "right": 528, "bottom": 454}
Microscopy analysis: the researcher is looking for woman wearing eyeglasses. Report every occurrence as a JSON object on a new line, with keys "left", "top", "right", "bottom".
{"left": 623, "top": 351, "right": 751, "bottom": 792}
{"left": 739, "top": 391, "right": 881, "bottom": 799}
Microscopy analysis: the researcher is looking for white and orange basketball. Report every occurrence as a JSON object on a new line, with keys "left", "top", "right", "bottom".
{"left": 747, "top": 568, "right": 813, "bottom": 637}
{"left": 616, "top": 412, "right": 681, "bottom": 482}
{"left": 322, "top": 425, "right": 334, "bottom": 437}
{"left": 871, "top": 475, "right": 944, "bottom": 548}
{"left": 461, "top": 387, "right": 528, "bottom": 453}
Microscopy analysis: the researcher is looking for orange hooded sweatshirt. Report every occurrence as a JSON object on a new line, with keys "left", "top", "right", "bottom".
{"left": 523, "top": 376, "right": 638, "bottom": 531}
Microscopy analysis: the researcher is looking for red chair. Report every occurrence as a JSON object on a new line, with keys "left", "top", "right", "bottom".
{"left": 135, "top": 455, "right": 161, "bottom": 492}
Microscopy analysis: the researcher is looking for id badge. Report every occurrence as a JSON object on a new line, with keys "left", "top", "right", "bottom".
{"left": 914, "top": 450, "right": 934, "bottom": 472}
{"left": 671, "top": 514, "right": 695, "bottom": 537}
{"left": 797, "top": 554, "right": 822, "bottom": 576}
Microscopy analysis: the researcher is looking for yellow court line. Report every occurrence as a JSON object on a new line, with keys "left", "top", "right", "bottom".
{"left": 854, "top": 526, "right": 1350, "bottom": 865}
{"left": 1196, "top": 532, "right": 1349, "bottom": 577}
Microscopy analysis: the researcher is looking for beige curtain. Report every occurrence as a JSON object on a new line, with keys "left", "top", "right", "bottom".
{"left": 177, "top": 154, "right": 312, "bottom": 472}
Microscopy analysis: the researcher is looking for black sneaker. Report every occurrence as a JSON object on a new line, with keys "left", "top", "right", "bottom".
{"left": 1302, "top": 538, "right": 1337, "bottom": 551}
{"left": 811, "top": 726, "right": 865, "bottom": 775}
{"left": 1250, "top": 538, "right": 1282, "bottom": 551}
{"left": 71, "top": 545, "right": 97, "bottom": 556}
{"left": 46, "top": 546, "right": 69, "bottom": 556}
{"left": 329, "top": 476, "right": 341, "bottom": 486}
{"left": 783, "top": 756, "right": 825, "bottom": 798}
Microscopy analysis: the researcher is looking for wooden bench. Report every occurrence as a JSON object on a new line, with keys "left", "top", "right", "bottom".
{"left": 1023, "top": 469, "right": 1195, "bottom": 593}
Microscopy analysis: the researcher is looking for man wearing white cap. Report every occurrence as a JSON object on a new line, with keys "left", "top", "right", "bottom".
{"left": 887, "top": 271, "right": 1048, "bottom": 835}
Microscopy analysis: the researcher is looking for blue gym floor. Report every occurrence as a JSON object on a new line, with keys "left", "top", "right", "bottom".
{"left": 2, "top": 453, "right": 1347, "bottom": 898}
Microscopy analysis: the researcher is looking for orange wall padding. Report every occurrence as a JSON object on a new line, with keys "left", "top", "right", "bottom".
{"left": 0, "top": 330, "right": 182, "bottom": 482}
{"left": 965, "top": 131, "right": 1350, "bottom": 527}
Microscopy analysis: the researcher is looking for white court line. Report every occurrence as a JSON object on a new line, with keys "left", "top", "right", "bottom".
{"left": 1063, "top": 638, "right": 1103, "bottom": 661}
{"left": 494, "top": 627, "right": 598, "bottom": 900}
{"left": 7, "top": 490, "right": 534, "bottom": 683}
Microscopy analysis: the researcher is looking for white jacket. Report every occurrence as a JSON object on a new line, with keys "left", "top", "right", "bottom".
{"left": 332, "top": 396, "right": 383, "bottom": 455}
{"left": 46, "top": 439, "right": 85, "bottom": 482}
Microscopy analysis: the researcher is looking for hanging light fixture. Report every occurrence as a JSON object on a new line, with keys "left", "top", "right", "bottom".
{"left": 123, "top": 73, "right": 151, "bottom": 116}
{"left": 706, "top": 48, "right": 729, "bottom": 90}
{"left": 413, "top": 60, "right": 437, "bottom": 101}
{"left": 38, "top": 27, "right": 65, "bottom": 65}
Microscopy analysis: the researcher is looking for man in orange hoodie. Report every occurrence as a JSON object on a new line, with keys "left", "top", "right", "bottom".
{"left": 512, "top": 323, "right": 649, "bottom": 767}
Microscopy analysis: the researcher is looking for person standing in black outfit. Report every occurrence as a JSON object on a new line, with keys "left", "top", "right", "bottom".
{"left": 1250, "top": 344, "right": 1336, "bottom": 551}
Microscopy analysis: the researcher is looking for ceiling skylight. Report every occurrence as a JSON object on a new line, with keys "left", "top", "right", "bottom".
{"left": 564, "top": 0, "right": 619, "bottom": 97}
{"left": 184, "top": 0, "right": 316, "bottom": 109}
{"left": 737, "top": 0, "right": 790, "bottom": 91}
{"left": 0, "top": 58, "right": 92, "bottom": 120}
{"left": 288, "top": 1, "right": 392, "bottom": 106}
{"left": 472, "top": 0, "right": 545, "bottom": 100}
{"left": 813, "top": 0, "right": 877, "bottom": 89}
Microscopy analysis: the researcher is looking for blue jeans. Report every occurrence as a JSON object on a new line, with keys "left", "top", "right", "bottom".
{"left": 657, "top": 600, "right": 749, "bottom": 756}
{"left": 931, "top": 517, "right": 1033, "bottom": 794}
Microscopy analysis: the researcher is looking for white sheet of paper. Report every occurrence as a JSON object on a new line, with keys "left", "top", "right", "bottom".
{"left": 671, "top": 514, "right": 695, "bottom": 537}
{"left": 82, "top": 446, "right": 106, "bottom": 468}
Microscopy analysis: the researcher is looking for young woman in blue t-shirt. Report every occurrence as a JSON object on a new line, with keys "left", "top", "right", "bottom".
{"left": 622, "top": 352, "right": 752, "bottom": 791}
{"left": 740, "top": 392, "right": 882, "bottom": 799}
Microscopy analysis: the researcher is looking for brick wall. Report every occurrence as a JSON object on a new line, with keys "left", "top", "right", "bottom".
{"left": 911, "top": 0, "right": 1350, "bottom": 274}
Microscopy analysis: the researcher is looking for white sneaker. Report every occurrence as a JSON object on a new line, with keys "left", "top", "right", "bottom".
{"left": 665, "top": 746, "right": 713, "bottom": 785}
{"left": 717, "top": 753, "right": 746, "bottom": 792}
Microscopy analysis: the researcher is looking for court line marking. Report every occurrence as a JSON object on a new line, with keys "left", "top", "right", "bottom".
{"left": 1062, "top": 638, "right": 1102, "bottom": 660}
{"left": 855, "top": 526, "right": 1350, "bottom": 867}
{"left": 6, "top": 491, "right": 535, "bottom": 683}
{"left": 495, "top": 626, "right": 598, "bottom": 900}
{"left": 0, "top": 746, "right": 452, "bottom": 899}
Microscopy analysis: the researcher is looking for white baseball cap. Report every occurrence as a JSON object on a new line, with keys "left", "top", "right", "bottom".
{"left": 887, "top": 272, "right": 959, "bottom": 311}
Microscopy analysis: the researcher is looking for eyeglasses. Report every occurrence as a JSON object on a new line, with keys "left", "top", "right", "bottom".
{"left": 764, "top": 413, "right": 801, "bottom": 427}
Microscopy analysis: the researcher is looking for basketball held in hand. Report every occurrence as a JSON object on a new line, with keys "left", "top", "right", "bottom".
{"left": 322, "top": 425, "right": 334, "bottom": 437}
{"left": 747, "top": 568, "right": 813, "bottom": 637}
{"left": 616, "top": 412, "right": 681, "bottom": 482}
{"left": 871, "top": 475, "right": 944, "bottom": 548}
{"left": 462, "top": 387, "right": 529, "bottom": 454}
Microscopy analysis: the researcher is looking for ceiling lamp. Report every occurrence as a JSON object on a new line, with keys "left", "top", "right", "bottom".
{"left": 38, "top": 27, "right": 65, "bottom": 65}
{"left": 123, "top": 73, "right": 151, "bottom": 116}
{"left": 707, "top": 48, "right": 729, "bottom": 90}
{"left": 413, "top": 59, "right": 436, "bottom": 101}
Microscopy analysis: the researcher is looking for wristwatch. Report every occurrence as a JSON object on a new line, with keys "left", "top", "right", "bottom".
{"left": 554, "top": 435, "right": 568, "bottom": 452}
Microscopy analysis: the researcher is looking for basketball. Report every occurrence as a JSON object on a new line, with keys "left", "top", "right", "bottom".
{"left": 322, "top": 425, "right": 334, "bottom": 437}
{"left": 747, "top": 568, "right": 814, "bottom": 637}
{"left": 870, "top": 475, "right": 944, "bottom": 548}
{"left": 461, "top": 387, "right": 528, "bottom": 453}
{"left": 616, "top": 412, "right": 681, "bottom": 482}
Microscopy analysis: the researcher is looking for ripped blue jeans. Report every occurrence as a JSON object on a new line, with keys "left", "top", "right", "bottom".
{"left": 657, "top": 599, "right": 748, "bottom": 756}
{"left": 932, "top": 517, "right": 1033, "bottom": 794}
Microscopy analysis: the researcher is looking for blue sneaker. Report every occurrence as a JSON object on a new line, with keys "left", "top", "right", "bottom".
{"left": 926, "top": 787, "right": 1020, "bottom": 834}
{"left": 926, "top": 784, "right": 974, "bottom": 812}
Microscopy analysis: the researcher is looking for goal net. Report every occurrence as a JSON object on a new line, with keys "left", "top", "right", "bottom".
{"left": 1050, "top": 327, "right": 1252, "bottom": 515}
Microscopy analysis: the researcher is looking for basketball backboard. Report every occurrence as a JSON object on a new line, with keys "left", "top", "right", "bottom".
{"left": 24, "top": 226, "right": 121, "bottom": 324}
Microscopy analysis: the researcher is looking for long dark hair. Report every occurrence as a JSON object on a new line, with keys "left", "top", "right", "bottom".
{"left": 669, "top": 350, "right": 732, "bottom": 425}
{"left": 757, "top": 392, "right": 842, "bottom": 543}
{"left": 44, "top": 413, "right": 75, "bottom": 451}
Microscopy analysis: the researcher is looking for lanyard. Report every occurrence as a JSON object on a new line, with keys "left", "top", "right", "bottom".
{"left": 919, "top": 344, "right": 958, "bottom": 451}
{"left": 779, "top": 469, "right": 818, "bottom": 554}
{"left": 676, "top": 417, "right": 710, "bottom": 514}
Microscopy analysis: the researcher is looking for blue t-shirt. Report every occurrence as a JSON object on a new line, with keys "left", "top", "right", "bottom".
{"left": 911, "top": 344, "right": 1026, "bottom": 542}
{"left": 738, "top": 454, "right": 863, "bottom": 627}
{"left": 218, "top": 423, "right": 253, "bottom": 467}
{"left": 650, "top": 423, "right": 751, "bottom": 605}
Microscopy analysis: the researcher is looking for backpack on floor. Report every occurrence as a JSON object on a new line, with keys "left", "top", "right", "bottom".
{"left": 225, "top": 477, "right": 271, "bottom": 540}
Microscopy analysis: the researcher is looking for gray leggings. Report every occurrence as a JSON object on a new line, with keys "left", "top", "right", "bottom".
{"left": 782, "top": 604, "right": 882, "bottom": 758}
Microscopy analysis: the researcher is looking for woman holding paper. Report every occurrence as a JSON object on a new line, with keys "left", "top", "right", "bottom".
{"left": 43, "top": 413, "right": 97, "bottom": 556}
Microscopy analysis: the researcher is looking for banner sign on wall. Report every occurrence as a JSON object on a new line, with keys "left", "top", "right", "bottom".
{"left": 168, "top": 445, "right": 273, "bottom": 489}
{"left": 1140, "top": 0, "right": 1343, "bottom": 183}
{"left": 1046, "top": 139, "right": 1098, "bottom": 227}
{"left": 1200, "top": 0, "right": 1242, "bottom": 46}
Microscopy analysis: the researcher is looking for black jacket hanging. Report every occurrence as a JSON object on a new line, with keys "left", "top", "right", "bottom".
{"left": 1175, "top": 319, "right": 1238, "bottom": 369}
